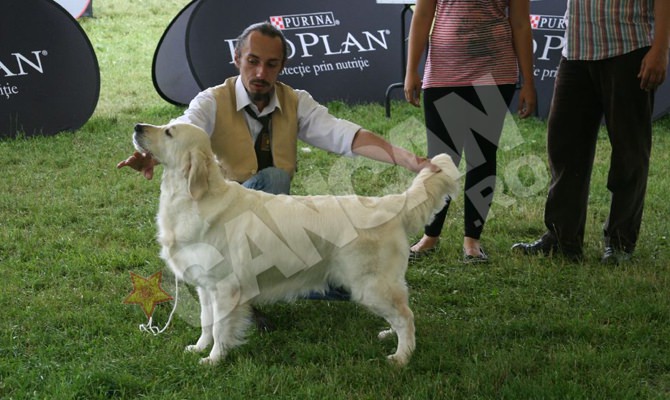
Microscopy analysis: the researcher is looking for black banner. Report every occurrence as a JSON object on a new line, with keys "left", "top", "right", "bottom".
{"left": 152, "top": 0, "right": 202, "bottom": 106}
{"left": 523, "top": 0, "right": 670, "bottom": 120}
{"left": 153, "top": 0, "right": 405, "bottom": 106}
{"left": 526, "top": 0, "right": 566, "bottom": 119}
{"left": 0, "top": 0, "right": 99, "bottom": 137}
{"left": 153, "top": 0, "right": 670, "bottom": 120}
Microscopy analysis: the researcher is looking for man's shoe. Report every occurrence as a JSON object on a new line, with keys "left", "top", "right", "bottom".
{"left": 601, "top": 247, "right": 632, "bottom": 266}
{"left": 511, "top": 237, "right": 557, "bottom": 256}
{"left": 306, "top": 286, "right": 351, "bottom": 301}
{"left": 251, "top": 307, "right": 276, "bottom": 333}
{"left": 512, "top": 235, "right": 583, "bottom": 262}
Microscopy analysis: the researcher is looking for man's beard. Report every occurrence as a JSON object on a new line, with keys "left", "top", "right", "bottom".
{"left": 250, "top": 91, "right": 271, "bottom": 104}
{"left": 247, "top": 78, "right": 272, "bottom": 104}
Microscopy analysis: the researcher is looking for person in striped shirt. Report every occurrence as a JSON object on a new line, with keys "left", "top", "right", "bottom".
{"left": 513, "top": 0, "right": 670, "bottom": 265}
{"left": 404, "top": 0, "right": 536, "bottom": 263}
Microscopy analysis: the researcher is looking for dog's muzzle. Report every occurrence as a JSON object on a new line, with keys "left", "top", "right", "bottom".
{"left": 132, "top": 123, "right": 149, "bottom": 154}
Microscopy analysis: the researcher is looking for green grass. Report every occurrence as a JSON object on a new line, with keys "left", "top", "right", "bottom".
{"left": 1, "top": 1, "right": 670, "bottom": 398}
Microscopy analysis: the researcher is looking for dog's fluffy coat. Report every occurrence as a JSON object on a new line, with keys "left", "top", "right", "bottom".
{"left": 132, "top": 122, "right": 459, "bottom": 365}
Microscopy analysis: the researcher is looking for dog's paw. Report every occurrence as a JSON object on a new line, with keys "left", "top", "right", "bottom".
{"left": 378, "top": 328, "right": 395, "bottom": 340}
{"left": 184, "top": 344, "right": 207, "bottom": 353}
{"left": 386, "top": 353, "right": 409, "bottom": 367}
{"left": 197, "top": 346, "right": 226, "bottom": 365}
{"left": 199, "top": 352, "right": 225, "bottom": 365}
{"left": 198, "top": 356, "right": 221, "bottom": 366}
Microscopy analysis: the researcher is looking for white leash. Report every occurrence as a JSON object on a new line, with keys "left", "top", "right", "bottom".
{"left": 139, "top": 273, "right": 179, "bottom": 335}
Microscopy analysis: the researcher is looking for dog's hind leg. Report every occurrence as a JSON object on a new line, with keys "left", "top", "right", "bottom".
{"left": 200, "top": 302, "right": 253, "bottom": 365}
{"left": 185, "top": 287, "right": 214, "bottom": 353}
{"left": 355, "top": 280, "right": 415, "bottom": 366}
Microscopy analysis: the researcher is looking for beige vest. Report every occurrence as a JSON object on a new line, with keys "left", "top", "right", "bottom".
{"left": 209, "top": 77, "right": 299, "bottom": 183}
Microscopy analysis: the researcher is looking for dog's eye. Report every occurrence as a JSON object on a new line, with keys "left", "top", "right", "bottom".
{"left": 165, "top": 129, "right": 173, "bottom": 138}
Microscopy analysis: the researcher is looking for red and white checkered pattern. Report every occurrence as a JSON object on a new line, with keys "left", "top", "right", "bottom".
{"left": 269, "top": 16, "right": 285, "bottom": 30}
{"left": 530, "top": 15, "right": 540, "bottom": 29}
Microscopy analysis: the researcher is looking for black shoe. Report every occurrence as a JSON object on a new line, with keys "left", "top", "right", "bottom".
{"left": 601, "top": 247, "right": 632, "bottom": 265}
{"left": 306, "top": 286, "right": 351, "bottom": 301}
{"left": 512, "top": 234, "right": 582, "bottom": 262}
{"left": 251, "top": 307, "right": 276, "bottom": 333}
{"left": 512, "top": 237, "right": 556, "bottom": 256}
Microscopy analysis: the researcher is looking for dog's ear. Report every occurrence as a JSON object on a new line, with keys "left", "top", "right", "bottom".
{"left": 185, "top": 150, "right": 209, "bottom": 200}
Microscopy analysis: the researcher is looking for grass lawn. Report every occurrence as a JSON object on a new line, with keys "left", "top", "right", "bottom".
{"left": 1, "top": 1, "right": 669, "bottom": 399}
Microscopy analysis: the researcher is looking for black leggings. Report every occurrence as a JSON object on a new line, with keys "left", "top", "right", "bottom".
{"left": 423, "top": 84, "right": 516, "bottom": 239}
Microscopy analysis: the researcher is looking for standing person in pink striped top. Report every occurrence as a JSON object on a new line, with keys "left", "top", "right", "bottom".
{"left": 404, "top": 0, "right": 536, "bottom": 263}
{"left": 513, "top": 0, "right": 670, "bottom": 265}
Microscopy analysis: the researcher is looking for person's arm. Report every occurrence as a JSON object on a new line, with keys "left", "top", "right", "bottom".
{"left": 116, "top": 151, "right": 158, "bottom": 180}
{"left": 639, "top": 0, "right": 670, "bottom": 91}
{"left": 295, "top": 91, "right": 438, "bottom": 173}
{"left": 509, "top": 0, "right": 537, "bottom": 118}
{"left": 351, "top": 128, "right": 437, "bottom": 173}
{"left": 404, "top": 0, "right": 437, "bottom": 107}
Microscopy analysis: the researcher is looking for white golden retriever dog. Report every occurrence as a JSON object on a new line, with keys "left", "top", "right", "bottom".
{"left": 132, "top": 122, "right": 459, "bottom": 366}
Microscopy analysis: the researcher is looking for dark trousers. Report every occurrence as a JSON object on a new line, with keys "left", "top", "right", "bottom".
{"left": 544, "top": 48, "right": 654, "bottom": 253}
{"left": 423, "top": 84, "right": 516, "bottom": 239}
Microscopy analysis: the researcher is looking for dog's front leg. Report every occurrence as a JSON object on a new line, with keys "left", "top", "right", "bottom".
{"left": 200, "top": 300, "right": 252, "bottom": 365}
{"left": 185, "top": 287, "right": 214, "bottom": 353}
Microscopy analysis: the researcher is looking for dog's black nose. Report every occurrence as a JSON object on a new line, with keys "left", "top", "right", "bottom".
{"left": 134, "top": 124, "right": 144, "bottom": 133}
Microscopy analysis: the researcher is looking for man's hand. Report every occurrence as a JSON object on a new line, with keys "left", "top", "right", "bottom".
{"left": 638, "top": 45, "right": 669, "bottom": 91}
{"left": 415, "top": 156, "right": 441, "bottom": 173}
{"left": 116, "top": 151, "right": 157, "bottom": 180}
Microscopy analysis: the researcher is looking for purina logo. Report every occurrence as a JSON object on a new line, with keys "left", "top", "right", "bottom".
{"left": 530, "top": 14, "right": 566, "bottom": 31}
{"left": 270, "top": 12, "right": 338, "bottom": 31}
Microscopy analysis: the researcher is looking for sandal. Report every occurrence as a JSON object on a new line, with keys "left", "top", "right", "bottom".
{"left": 463, "top": 247, "right": 489, "bottom": 264}
{"left": 409, "top": 240, "right": 439, "bottom": 262}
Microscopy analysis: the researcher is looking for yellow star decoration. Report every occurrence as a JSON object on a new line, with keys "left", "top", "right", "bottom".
{"left": 124, "top": 271, "right": 173, "bottom": 319}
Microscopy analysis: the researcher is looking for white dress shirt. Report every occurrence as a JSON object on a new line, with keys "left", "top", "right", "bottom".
{"left": 172, "top": 78, "right": 361, "bottom": 157}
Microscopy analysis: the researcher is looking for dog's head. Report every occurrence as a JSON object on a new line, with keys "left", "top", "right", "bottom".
{"left": 133, "top": 122, "right": 213, "bottom": 199}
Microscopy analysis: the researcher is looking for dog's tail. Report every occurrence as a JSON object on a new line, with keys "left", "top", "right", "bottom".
{"left": 401, "top": 154, "right": 460, "bottom": 235}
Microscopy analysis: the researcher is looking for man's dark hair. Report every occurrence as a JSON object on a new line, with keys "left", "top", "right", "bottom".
{"left": 235, "top": 22, "right": 289, "bottom": 65}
